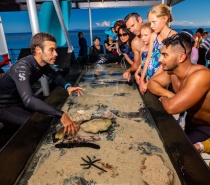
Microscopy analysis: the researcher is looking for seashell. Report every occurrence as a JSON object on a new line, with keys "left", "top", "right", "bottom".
{"left": 80, "top": 119, "right": 112, "bottom": 133}
{"left": 70, "top": 110, "right": 92, "bottom": 122}
{"left": 101, "top": 110, "right": 115, "bottom": 119}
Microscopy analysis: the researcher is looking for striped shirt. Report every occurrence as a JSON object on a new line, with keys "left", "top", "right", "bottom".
{"left": 200, "top": 36, "right": 210, "bottom": 50}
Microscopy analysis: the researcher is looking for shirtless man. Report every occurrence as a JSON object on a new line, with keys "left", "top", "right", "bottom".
{"left": 148, "top": 33, "right": 210, "bottom": 144}
{"left": 123, "top": 12, "right": 144, "bottom": 81}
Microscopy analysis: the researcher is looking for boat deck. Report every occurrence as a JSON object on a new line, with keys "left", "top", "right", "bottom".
{"left": 0, "top": 62, "right": 209, "bottom": 185}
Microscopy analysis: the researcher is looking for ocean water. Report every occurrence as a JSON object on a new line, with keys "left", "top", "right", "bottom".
{"left": 5, "top": 28, "right": 210, "bottom": 64}
{"left": 5, "top": 30, "right": 108, "bottom": 63}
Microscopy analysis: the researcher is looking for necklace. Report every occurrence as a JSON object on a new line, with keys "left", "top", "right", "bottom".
{"left": 179, "top": 64, "right": 192, "bottom": 91}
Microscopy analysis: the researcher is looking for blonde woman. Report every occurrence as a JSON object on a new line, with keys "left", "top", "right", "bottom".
{"left": 140, "top": 4, "right": 177, "bottom": 94}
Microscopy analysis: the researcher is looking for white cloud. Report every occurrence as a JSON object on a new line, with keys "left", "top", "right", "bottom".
{"left": 171, "top": 20, "right": 210, "bottom": 27}
{"left": 171, "top": 20, "right": 194, "bottom": 26}
{"left": 95, "top": 21, "right": 110, "bottom": 27}
{"left": 96, "top": 19, "right": 210, "bottom": 28}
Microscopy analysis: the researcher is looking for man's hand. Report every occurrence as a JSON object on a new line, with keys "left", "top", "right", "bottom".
{"left": 67, "top": 86, "right": 85, "bottom": 96}
{"left": 123, "top": 69, "right": 131, "bottom": 82}
{"left": 60, "top": 112, "right": 78, "bottom": 135}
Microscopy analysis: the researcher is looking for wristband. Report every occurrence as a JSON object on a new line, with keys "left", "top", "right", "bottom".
{"left": 64, "top": 83, "right": 72, "bottom": 90}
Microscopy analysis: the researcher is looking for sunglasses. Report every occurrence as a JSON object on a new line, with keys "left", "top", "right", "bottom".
{"left": 118, "top": 33, "right": 128, "bottom": 37}
{"left": 171, "top": 34, "right": 186, "bottom": 54}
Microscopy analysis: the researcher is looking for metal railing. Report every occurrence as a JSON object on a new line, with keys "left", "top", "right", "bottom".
{"left": 8, "top": 46, "right": 84, "bottom": 64}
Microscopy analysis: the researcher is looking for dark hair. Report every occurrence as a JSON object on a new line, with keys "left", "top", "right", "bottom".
{"left": 93, "top": 36, "right": 100, "bottom": 42}
{"left": 114, "top": 20, "right": 125, "bottom": 29}
{"left": 182, "top": 29, "right": 195, "bottom": 45}
{"left": 124, "top": 12, "right": 141, "bottom": 23}
{"left": 117, "top": 24, "right": 134, "bottom": 51}
{"left": 78, "top": 32, "right": 83, "bottom": 37}
{"left": 106, "top": 34, "right": 113, "bottom": 41}
{"left": 30, "top": 32, "right": 56, "bottom": 55}
{"left": 202, "top": 31, "right": 209, "bottom": 36}
{"left": 196, "top": 28, "right": 204, "bottom": 34}
{"left": 162, "top": 33, "right": 192, "bottom": 55}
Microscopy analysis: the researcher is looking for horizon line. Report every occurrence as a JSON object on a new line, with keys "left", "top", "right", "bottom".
{"left": 4, "top": 26, "right": 210, "bottom": 34}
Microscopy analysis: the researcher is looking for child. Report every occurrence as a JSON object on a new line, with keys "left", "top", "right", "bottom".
{"left": 134, "top": 22, "right": 153, "bottom": 85}
{"left": 140, "top": 4, "right": 177, "bottom": 94}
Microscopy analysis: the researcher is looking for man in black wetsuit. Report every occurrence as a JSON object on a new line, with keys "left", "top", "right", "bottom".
{"left": 0, "top": 32, "right": 84, "bottom": 135}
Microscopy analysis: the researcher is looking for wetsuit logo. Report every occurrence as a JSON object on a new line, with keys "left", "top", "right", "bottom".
{"left": 19, "top": 73, "right": 26, "bottom": 81}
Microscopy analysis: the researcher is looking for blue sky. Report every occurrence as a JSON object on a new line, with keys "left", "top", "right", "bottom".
{"left": 0, "top": 0, "right": 209, "bottom": 33}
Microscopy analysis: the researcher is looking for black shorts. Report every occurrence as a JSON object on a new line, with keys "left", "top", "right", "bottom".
{"left": 185, "top": 114, "right": 210, "bottom": 144}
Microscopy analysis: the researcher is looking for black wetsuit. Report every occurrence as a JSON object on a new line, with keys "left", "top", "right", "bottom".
{"left": 78, "top": 37, "right": 88, "bottom": 57}
{"left": 0, "top": 55, "right": 67, "bottom": 125}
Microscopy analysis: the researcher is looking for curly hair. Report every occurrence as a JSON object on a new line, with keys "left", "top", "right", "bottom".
{"left": 30, "top": 32, "right": 56, "bottom": 55}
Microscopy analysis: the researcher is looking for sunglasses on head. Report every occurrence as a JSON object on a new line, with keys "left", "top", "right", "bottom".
{"left": 118, "top": 33, "right": 128, "bottom": 37}
{"left": 170, "top": 34, "right": 186, "bottom": 54}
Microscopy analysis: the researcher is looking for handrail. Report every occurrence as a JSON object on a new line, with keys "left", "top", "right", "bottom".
{"left": 8, "top": 46, "right": 90, "bottom": 64}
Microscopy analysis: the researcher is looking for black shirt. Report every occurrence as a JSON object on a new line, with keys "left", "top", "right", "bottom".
{"left": 89, "top": 45, "right": 104, "bottom": 55}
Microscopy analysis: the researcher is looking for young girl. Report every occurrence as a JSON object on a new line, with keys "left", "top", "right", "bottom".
{"left": 140, "top": 4, "right": 177, "bottom": 94}
{"left": 134, "top": 22, "right": 153, "bottom": 85}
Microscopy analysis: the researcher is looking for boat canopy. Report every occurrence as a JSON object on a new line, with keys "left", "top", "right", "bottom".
{"left": 0, "top": 0, "right": 184, "bottom": 11}
{"left": 0, "top": 0, "right": 184, "bottom": 52}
